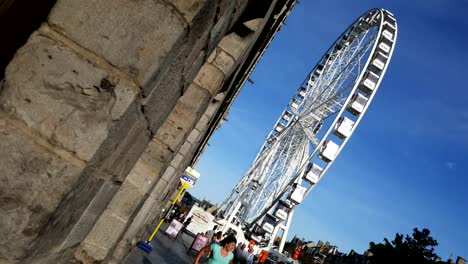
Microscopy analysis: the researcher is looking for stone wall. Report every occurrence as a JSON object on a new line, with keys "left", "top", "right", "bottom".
{"left": 0, "top": 0, "right": 296, "bottom": 263}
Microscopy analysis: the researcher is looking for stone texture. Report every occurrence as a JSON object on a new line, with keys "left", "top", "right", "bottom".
{"left": 142, "top": 51, "right": 185, "bottom": 134}
{"left": 178, "top": 141, "right": 192, "bottom": 157}
{"left": 91, "top": 104, "right": 151, "bottom": 182}
{"left": 186, "top": 128, "right": 201, "bottom": 144}
{"left": 160, "top": 166, "right": 177, "bottom": 183}
{"left": 76, "top": 210, "right": 127, "bottom": 261}
{"left": 183, "top": 49, "right": 207, "bottom": 91}
{"left": 207, "top": 0, "right": 235, "bottom": 52}
{"left": 179, "top": 0, "right": 218, "bottom": 57}
{"left": 0, "top": 29, "right": 139, "bottom": 162}
{"left": 56, "top": 180, "right": 117, "bottom": 251}
{"left": 141, "top": 139, "right": 175, "bottom": 167}
{"left": 0, "top": 114, "right": 83, "bottom": 261}
{"left": 195, "top": 114, "right": 212, "bottom": 131}
{"left": 193, "top": 63, "right": 225, "bottom": 95}
{"left": 229, "top": 0, "right": 249, "bottom": 29}
{"left": 244, "top": 18, "right": 264, "bottom": 32}
{"left": 27, "top": 172, "right": 116, "bottom": 259}
{"left": 205, "top": 96, "right": 226, "bottom": 118}
{"left": 165, "top": 104, "right": 200, "bottom": 141}
{"left": 107, "top": 182, "right": 144, "bottom": 221}
{"left": 218, "top": 32, "right": 254, "bottom": 62}
{"left": 153, "top": 83, "right": 211, "bottom": 153}
{"left": 125, "top": 160, "right": 162, "bottom": 195}
{"left": 48, "top": 0, "right": 188, "bottom": 91}
{"left": 170, "top": 153, "right": 185, "bottom": 169}
{"left": 170, "top": 0, "right": 212, "bottom": 25}
{"left": 0, "top": 0, "right": 294, "bottom": 263}
{"left": 154, "top": 120, "right": 187, "bottom": 153}
{"left": 207, "top": 47, "right": 236, "bottom": 75}
{"left": 178, "top": 84, "right": 212, "bottom": 113}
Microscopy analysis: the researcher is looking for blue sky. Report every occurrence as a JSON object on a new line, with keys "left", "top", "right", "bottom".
{"left": 191, "top": 0, "right": 468, "bottom": 259}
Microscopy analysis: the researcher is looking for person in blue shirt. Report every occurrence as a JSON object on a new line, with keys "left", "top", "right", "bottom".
{"left": 194, "top": 235, "right": 237, "bottom": 264}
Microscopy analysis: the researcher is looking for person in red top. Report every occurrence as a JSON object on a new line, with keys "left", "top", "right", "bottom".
{"left": 258, "top": 249, "right": 269, "bottom": 263}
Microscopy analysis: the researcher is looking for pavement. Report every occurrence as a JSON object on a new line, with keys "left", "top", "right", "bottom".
{"left": 124, "top": 222, "right": 208, "bottom": 264}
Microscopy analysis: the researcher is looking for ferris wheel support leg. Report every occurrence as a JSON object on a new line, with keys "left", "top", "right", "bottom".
{"left": 279, "top": 209, "right": 295, "bottom": 253}
{"left": 226, "top": 201, "right": 242, "bottom": 227}
{"left": 268, "top": 223, "right": 282, "bottom": 248}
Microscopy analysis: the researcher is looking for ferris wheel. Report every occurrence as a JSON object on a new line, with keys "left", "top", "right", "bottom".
{"left": 218, "top": 8, "right": 397, "bottom": 250}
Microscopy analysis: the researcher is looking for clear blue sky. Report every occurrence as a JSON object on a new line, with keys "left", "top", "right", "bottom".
{"left": 191, "top": 0, "right": 468, "bottom": 259}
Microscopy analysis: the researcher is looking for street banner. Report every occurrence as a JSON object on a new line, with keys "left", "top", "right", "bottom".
{"left": 185, "top": 205, "right": 215, "bottom": 235}
{"left": 165, "top": 219, "right": 183, "bottom": 239}
{"left": 190, "top": 233, "right": 209, "bottom": 252}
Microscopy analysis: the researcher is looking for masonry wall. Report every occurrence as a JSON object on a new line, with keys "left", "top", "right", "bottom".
{"left": 0, "top": 0, "right": 294, "bottom": 263}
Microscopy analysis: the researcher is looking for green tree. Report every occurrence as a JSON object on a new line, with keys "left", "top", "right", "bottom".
{"left": 368, "top": 228, "right": 438, "bottom": 264}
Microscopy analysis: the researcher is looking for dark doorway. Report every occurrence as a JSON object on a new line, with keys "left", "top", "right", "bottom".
{"left": 0, "top": 0, "right": 57, "bottom": 80}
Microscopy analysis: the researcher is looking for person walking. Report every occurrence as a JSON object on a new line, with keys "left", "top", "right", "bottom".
{"left": 233, "top": 243, "right": 246, "bottom": 264}
{"left": 245, "top": 247, "right": 255, "bottom": 264}
{"left": 206, "top": 225, "right": 218, "bottom": 243}
{"left": 194, "top": 235, "right": 237, "bottom": 264}
{"left": 212, "top": 231, "right": 222, "bottom": 245}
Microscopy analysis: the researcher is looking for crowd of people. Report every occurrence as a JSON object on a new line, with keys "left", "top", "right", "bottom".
{"left": 193, "top": 225, "right": 257, "bottom": 264}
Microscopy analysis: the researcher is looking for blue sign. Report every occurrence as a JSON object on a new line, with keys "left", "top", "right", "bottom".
{"left": 181, "top": 174, "right": 195, "bottom": 185}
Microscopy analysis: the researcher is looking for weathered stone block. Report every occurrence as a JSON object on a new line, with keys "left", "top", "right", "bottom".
{"left": 205, "top": 98, "right": 224, "bottom": 118}
{"left": 186, "top": 128, "right": 201, "bottom": 144}
{"left": 117, "top": 175, "right": 169, "bottom": 247}
{"left": 107, "top": 182, "right": 144, "bottom": 221}
{"left": 170, "top": 153, "right": 185, "bottom": 169}
{"left": 218, "top": 32, "right": 253, "bottom": 62}
{"left": 76, "top": 94, "right": 151, "bottom": 186}
{"left": 229, "top": 0, "right": 249, "bottom": 29}
{"left": 56, "top": 180, "right": 118, "bottom": 251}
{"left": 77, "top": 210, "right": 127, "bottom": 261}
{"left": 142, "top": 51, "right": 185, "bottom": 135}
{"left": 179, "top": 84, "right": 212, "bottom": 112}
{"left": 28, "top": 171, "right": 118, "bottom": 260}
{"left": 195, "top": 113, "right": 212, "bottom": 131}
{"left": 244, "top": 18, "right": 264, "bottom": 32}
{"left": 178, "top": 141, "right": 192, "bottom": 157}
{"left": 160, "top": 166, "right": 177, "bottom": 183}
{"left": 0, "top": 30, "right": 140, "bottom": 162}
{"left": 141, "top": 139, "right": 174, "bottom": 166}
{"left": 152, "top": 84, "right": 210, "bottom": 154}
{"left": 183, "top": 50, "right": 206, "bottom": 91}
{"left": 0, "top": 115, "right": 83, "bottom": 261}
{"left": 170, "top": 0, "right": 211, "bottom": 24}
{"left": 177, "top": 0, "right": 218, "bottom": 54}
{"left": 125, "top": 160, "right": 162, "bottom": 195}
{"left": 48, "top": 0, "right": 187, "bottom": 91}
{"left": 193, "top": 63, "right": 225, "bottom": 95}
{"left": 208, "top": 0, "right": 235, "bottom": 52}
{"left": 165, "top": 104, "right": 199, "bottom": 139}
{"left": 207, "top": 47, "right": 236, "bottom": 76}
{"left": 154, "top": 120, "right": 186, "bottom": 153}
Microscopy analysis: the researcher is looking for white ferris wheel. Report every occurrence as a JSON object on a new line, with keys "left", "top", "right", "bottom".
{"left": 218, "top": 8, "right": 397, "bottom": 251}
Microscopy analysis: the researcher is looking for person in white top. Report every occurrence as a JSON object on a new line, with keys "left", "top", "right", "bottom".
{"left": 206, "top": 225, "right": 218, "bottom": 243}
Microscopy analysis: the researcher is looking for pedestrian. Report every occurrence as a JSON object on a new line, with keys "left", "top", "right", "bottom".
{"left": 206, "top": 225, "right": 218, "bottom": 243}
{"left": 212, "top": 231, "right": 222, "bottom": 245}
{"left": 194, "top": 235, "right": 237, "bottom": 264}
{"left": 183, "top": 216, "right": 192, "bottom": 228}
{"left": 246, "top": 247, "right": 254, "bottom": 264}
{"left": 176, "top": 216, "right": 192, "bottom": 239}
{"left": 233, "top": 243, "right": 246, "bottom": 264}
{"left": 258, "top": 249, "right": 268, "bottom": 264}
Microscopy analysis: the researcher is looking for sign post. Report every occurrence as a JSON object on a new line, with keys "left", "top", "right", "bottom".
{"left": 138, "top": 167, "right": 200, "bottom": 253}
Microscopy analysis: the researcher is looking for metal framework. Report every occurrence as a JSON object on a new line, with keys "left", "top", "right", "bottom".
{"left": 218, "top": 8, "right": 398, "bottom": 251}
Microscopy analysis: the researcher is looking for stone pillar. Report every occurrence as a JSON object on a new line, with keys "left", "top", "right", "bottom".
{"left": 0, "top": 0, "right": 223, "bottom": 262}
{"left": 0, "top": 0, "right": 292, "bottom": 262}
